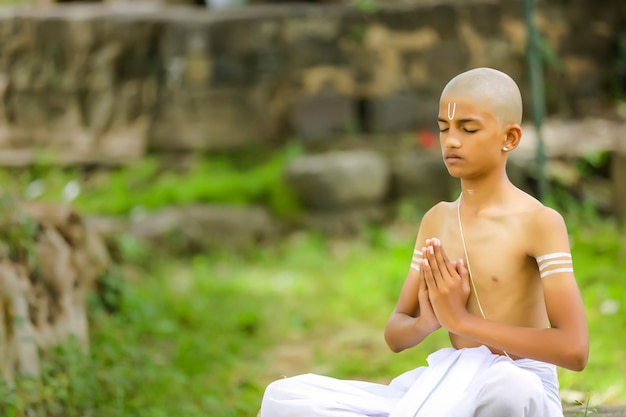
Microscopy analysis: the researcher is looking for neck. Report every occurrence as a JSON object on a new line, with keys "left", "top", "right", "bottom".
{"left": 459, "top": 171, "right": 513, "bottom": 212}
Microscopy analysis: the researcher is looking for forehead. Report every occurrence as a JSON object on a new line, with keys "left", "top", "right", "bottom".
{"left": 438, "top": 95, "right": 498, "bottom": 121}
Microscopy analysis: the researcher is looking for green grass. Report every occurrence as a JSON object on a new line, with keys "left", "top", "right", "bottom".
{"left": 1, "top": 210, "right": 623, "bottom": 416}
{"left": 0, "top": 145, "right": 302, "bottom": 219}
{"left": 0, "top": 150, "right": 623, "bottom": 415}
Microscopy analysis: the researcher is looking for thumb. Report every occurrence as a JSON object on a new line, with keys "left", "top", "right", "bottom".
{"left": 456, "top": 259, "right": 469, "bottom": 280}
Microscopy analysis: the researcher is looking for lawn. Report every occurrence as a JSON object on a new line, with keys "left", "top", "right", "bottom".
{"left": 0, "top": 150, "right": 623, "bottom": 416}
{"left": 3, "top": 208, "right": 622, "bottom": 417}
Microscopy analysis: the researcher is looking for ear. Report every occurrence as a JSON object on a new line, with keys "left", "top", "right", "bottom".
{"left": 502, "top": 124, "right": 522, "bottom": 152}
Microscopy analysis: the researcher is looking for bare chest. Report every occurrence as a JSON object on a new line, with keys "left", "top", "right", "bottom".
{"left": 433, "top": 215, "right": 533, "bottom": 290}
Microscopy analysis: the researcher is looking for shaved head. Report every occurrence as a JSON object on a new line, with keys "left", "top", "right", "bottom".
{"left": 440, "top": 68, "right": 523, "bottom": 126}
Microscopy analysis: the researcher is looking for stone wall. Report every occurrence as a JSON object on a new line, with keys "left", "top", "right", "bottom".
{"left": 0, "top": 0, "right": 623, "bottom": 162}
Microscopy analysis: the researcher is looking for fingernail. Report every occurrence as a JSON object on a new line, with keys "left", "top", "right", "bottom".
{"left": 435, "top": 238, "right": 441, "bottom": 246}
{"left": 424, "top": 259, "right": 429, "bottom": 266}
{"left": 429, "top": 246, "right": 434, "bottom": 254}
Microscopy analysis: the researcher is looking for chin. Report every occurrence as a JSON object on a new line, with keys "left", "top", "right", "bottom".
{"left": 444, "top": 166, "right": 462, "bottom": 178}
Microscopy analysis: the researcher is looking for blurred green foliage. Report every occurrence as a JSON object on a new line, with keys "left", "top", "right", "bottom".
{"left": 0, "top": 144, "right": 303, "bottom": 220}
{"left": 0, "top": 145, "right": 622, "bottom": 415}
{"left": 0, "top": 206, "right": 623, "bottom": 416}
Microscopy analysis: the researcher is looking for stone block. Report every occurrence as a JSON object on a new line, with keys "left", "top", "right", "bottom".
{"left": 131, "top": 204, "right": 278, "bottom": 253}
{"left": 365, "top": 91, "right": 421, "bottom": 133}
{"left": 290, "top": 93, "right": 355, "bottom": 140}
{"left": 564, "top": 406, "right": 626, "bottom": 417}
{"left": 6, "top": 91, "right": 82, "bottom": 136}
{"left": 390, "top": 149, "right": 456, "bottom": 205}
{"left": 283, "top": 15, "right": 344, "bottom": 69}
{"left": 422, "top": 40, "right": 471, "bottom": 92}
{"left": 149, "top": 88, "right": 269, "bottom": 151}
{"left": 459, "top": 1, "right": 502, "bottom": 37}
{"left": 376, "top": 3, "right": 460, "bottom": 41}
{"left": 302, "top": 205, "right": 389, "bottom": 235}
{"left": 285, "top": 150, "right": 390, "bottom": 210}
{"left": 161, "top": 13, "right": 287, "bottom": 89}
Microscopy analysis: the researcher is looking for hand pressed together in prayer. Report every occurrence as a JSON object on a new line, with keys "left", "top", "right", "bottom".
{"left": 421, "top": 238, "right": 471, "bottom": 333}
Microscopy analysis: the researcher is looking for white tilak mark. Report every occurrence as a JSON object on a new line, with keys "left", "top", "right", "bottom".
{"left": 447, "top": 102, "right": 457, "bottom": 120}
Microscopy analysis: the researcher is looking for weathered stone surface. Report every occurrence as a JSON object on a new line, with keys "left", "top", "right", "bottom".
{"left": 0, "top": 202, "right": 112, "bottom": 379}
{"left": 285, "top": 150, "right": 390, "bottom": 210}
{"left": 0, "top": 5, "right": 158, "bottom": 165}
{"left": 290, "top": 93, "right": 355, "bottom": 140}
{"left": 390, "top": 149, "right": 456, "bottom": 205}
{"left": 302, "top": 205, "right": 389, "bottom": 235}
{"left": 512, "top": 119, "right": 626, "bottom": 164}
{"left": 365, "top": 91, "right": 421, "bottom": 133}
{"left": 150, "top": 89, "right": 268, "bottom": 151}
{"left": 564, "top": 405, "right": 626, "bottom": 417}
{"left": 0, "top": 0, "right": 622, "bottom": 157}
{"left": 130, "top": 204, "right": 278, "bottom": 252}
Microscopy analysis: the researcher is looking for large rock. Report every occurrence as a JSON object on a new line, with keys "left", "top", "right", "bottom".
{"left": 390, "top": 149, "right": 456, "bottom": 206}
{"left": 0, "top": 5, "right": 158, "bottom": 166}
{"left": 302, "top": 205, "right": 389, "bottom": 235}
{"left": 131, "top": 204, "right": 278, "bottom": 252}
{"left": 0, "top": 202, "right": 112, "bottom": 380}
{"left": 285, "top": 150, "right": 390, "bottom": 210}
{"left": 149, "top": 89, "right": 269, "bottom": 151}
{"left": 0, "top": 0, "right": 622, "bottom": 155}
{"left": 290, "top": 93, "right": 355, "bottom": 141}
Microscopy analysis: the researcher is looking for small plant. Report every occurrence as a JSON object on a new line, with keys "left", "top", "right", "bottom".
{"left": 351, "top": 0, "right": 378, "bottom": 13}
{"left": 0, "top": 143, "right": 304, "bottom": 219}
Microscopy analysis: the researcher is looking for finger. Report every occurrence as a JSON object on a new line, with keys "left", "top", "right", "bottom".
{"left": 455, "top": 258, "right": 469, "bottom": 281}
{"left": 433, "top": 238, "right": 457, "bottom": 277}
{"left": 425, "top": 244, "right": 444, "bottom": 285}
{"left": 418, "top": 278, "right": 429, "bottom": 305}
{"left": 422, "top": 258, "right": 437, "bottom": 289}
{"left": 418, "top": 262, "right": 426, "bottom": 289}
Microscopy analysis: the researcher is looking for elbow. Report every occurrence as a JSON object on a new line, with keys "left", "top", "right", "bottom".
{"left": 387, "top": 342, "right": 405, "bottom": 354}
{"left": 570, "top": 350, "right": 588, "bottom": 372}
{"left": 564, "top": 342, "right": 589, "bottom": 372}
{"left": 383, "top": 328, "right": 405, "bottom": 353}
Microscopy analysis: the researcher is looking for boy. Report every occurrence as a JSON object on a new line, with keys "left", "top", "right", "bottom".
{"left": 260, "top": 68, "right": 588, "bottom": 417}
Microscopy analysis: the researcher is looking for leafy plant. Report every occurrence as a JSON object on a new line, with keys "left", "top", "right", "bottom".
{"left": 0, "top": 143, "right": 303, "bottom": 219}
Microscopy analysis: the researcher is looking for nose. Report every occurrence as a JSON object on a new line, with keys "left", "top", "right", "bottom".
{"left": 442, "top": 129, "right": 461, "bottom": 149}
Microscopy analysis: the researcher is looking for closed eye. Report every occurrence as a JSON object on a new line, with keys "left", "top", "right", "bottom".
{"left": 439, "top": 128, "right": 449, "bottom": 133}
{"left": 464, "top": 128, "right": 478, "bottom": 133}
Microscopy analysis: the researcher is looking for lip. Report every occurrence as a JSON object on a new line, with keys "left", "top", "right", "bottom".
{"left": 445, "top": 153, "right": 462, "bottom": 162}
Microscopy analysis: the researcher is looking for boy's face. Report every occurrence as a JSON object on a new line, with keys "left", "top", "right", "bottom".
{"left": 437, "top": 95, "right": 506, "bottom": 179}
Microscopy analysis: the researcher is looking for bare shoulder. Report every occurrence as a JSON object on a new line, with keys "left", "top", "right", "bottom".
{"left": 517, "top": 193, "right": 570, "bottom": 257}
{"left": 511, "top": 189, "right": 564, "bottom": 223}
{"left": 416, "top": 200, "right": 457, "bottom": 238}
{"left": 522, "top": 197, "right": 567, "bottom": 234}
{"left": 420, "top": 200, "right": 457, "bottom": 225}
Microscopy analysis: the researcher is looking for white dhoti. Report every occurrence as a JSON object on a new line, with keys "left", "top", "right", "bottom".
{"left": 260, "top": 345, "right": 563, "bottom": 417}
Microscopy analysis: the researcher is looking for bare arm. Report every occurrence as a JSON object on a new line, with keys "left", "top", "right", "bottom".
{"left": 384, "top": 207, "right": 442, "bottom": 352}
{"left": 425, "top": 207, "right": 589, "bottom": 371}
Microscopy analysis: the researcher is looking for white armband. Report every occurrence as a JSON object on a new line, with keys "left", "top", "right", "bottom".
{"left": 536, "top": 252, "right": 573, "bottom": 279}
{"left": 410, "top": 249, "right": 422, "bottom": 272}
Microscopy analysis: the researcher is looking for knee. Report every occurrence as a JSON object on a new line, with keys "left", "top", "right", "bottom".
{"left": 476, "top": 363, "right": 544, "bottom": 415}
{"left": 260, "top": 377, "right": 295, "bottom": 416}
{"left": 263, "top": 377, "right": 292, "bottom": 401}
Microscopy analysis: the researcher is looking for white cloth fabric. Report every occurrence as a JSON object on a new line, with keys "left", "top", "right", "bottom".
{"left": 260, "top": 345, "right": 563, "bottom": 417}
